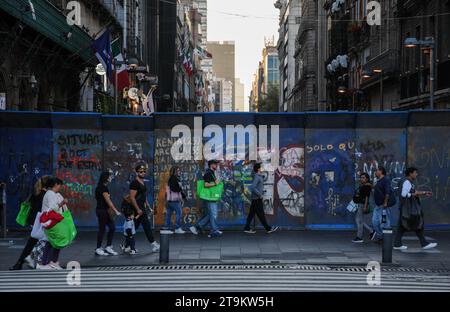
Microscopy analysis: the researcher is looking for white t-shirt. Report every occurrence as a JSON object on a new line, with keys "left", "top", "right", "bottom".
{"left": 42, "top": 190, "right": 63, "bottom": 212}
{"left": 401, "top": 180, "right": 414, "bottom": 198}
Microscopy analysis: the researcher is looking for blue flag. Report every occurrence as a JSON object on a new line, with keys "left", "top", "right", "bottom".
{"left": 92, "top": 29, "right": 112, "bottom": 82}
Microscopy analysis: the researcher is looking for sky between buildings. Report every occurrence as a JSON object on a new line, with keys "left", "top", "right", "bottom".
{"left": 208, "top": 0, "right": 279, "bottom": 111}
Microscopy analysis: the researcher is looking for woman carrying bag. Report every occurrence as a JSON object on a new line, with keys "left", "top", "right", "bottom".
{"left": 37, "top": 178, "right": 68, "bottom": 270}
{"left": 10, "top": 176, "right": 51, "bottom": 270}
{"left": 351, "top": 173, "right": 374, "bottom": 243}
{"left": 393, "top": 167, "right": 437, "bottom": 251}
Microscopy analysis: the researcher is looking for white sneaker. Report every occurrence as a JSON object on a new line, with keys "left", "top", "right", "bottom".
{"left": 175, "top": 228, "right": 186, "bottom": 234}
{"left": 244, "top": 230, "right": 257, "bottom": 234}
{"left": 423, "top": 242, "right": 438, "bottom": 250}
{"left": 129, "top": 250, "right": 137, "bottom": 255}
{"left": 152, "top": 241, "right": 160, "bottom": 252}
{"left": 120, "top": 244, "right": 131, "bottom": 253}
{"left": 95, "top": 248, "right": 109, "bottom": 256}
{"left": 24, "top": 255, "right": 36, "bottom": 269}
{"left": 49, "top": 262, "right": 63, "bottom": 270}
{"left": 105, "top": 246, "right": 118, "bottom": 256}
{"left": 394, "top": 245, "right": 408, "bottom": 251}
{"left": 36, "top": 264, "right": 53, "bottom": 270}
{"left": 189, "top": 226, "right": 198, "bottom": 235}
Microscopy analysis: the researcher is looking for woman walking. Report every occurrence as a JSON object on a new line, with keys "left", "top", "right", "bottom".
{"left": 10, "top": 176, "right": 51, "bottom": 270}
{"left": 352, "top": 173, "right": 374, "bottom": 243}
{"left": 95, "top": 172, "right": 121, "bottom": 256}
{"left": 37, "top": 178, "right": 67, "bottom": 270}
{"left": 244, "top": 163, "right": 279, "bottom": 234}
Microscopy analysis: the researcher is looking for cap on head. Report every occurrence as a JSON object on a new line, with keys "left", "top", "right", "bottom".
{"left": 135, "top": 164, "right": 147, "bottom": 172}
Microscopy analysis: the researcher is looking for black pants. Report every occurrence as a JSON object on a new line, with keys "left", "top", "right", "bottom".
{"left": 394, "top": 216, "right": 428, "bottom": 247}
{"left": 134, "top": 213, "right": 155, "bottom": 243}
{"left": 245, "top": 198, "right": 271, "bottom": 231}
{"left": 124, "top": 230, "right": 136, "bottom": 250}
{"left": 16, "top": 236, "right": 38, "bottom": 264}
{"left": 96, "top": 210, "right": 115, "bottom": 249}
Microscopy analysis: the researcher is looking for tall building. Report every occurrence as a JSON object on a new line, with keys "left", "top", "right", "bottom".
{"left": 291, "top": 0, "right": 327, "bottom": 111}
{"left": 234, "top": 78, "right": 245, "bottom": 112}
{"left": 250, "top": 40, "right": 280, "bottom": 112}
{"left": 219, "top": 79, "right": 233, "bottom": 112}
{"left": 275, "top": 0, "right": 301, "bottom": 112}
{"left": 195, "top": 0, "right": 208, "bottom": 49}
{"left": 207, "top": 41, "right": 236, "bottom": 110}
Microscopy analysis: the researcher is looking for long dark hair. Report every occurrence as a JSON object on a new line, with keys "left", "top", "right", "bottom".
{"left": 169, "top": 166, "right": 180, "bottom": 177}
{"left": 360, "top": 172, "right": 371, "bottom": 184}
{"left": 98, "top": 171, "right": 110, "bottom": 185}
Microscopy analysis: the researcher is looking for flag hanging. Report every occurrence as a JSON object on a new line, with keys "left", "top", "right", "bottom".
{"left": 111, "top": 38, "right": 129, "bottom": 93}
{"left": 92, "top": 29, "right": 113, "bottom": 82}
{"left": 143, "top": 87, "right": 156, "bottom": 116}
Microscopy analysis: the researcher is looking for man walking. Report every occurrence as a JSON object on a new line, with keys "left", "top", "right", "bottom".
{"left": 129, "top": 164, "right": 160, "bottom": 253}
{"left": 244, "top": 163, "right": 278, "bottom": 234}
{"left": 371, "top": 166, "right": 395, "bottom": 241}
{"left": 196, "top": 160, "right": 223, "bottom": 238}
{"left": 394, "top": 167, "right": 437, "bottom": 250}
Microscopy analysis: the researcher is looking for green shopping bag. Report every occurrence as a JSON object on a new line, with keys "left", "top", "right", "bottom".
{"left": 16, "top": 201, "right": 31, "bottom": 227}
{"left": 197, "top": 180, "right": 224, "bottom": 201}
{"left": 45, "top": 210, "right": 77, "bottom": 249}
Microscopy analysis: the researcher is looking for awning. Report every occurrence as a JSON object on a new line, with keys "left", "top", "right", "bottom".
{"left": 0, "top": 0, "right": 96, "bottom": 64}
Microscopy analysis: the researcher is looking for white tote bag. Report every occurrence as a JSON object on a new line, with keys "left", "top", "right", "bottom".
{"left": 31, "top": 212, "right": 47, "bottom": 241}
{"left": 346, "top": 200, "right": 358, "bottom": 213}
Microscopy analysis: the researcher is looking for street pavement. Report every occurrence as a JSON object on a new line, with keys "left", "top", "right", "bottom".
{"left": 1, "top": 265, "right": 450, "bottom": 292}
{"left": 1, "top": 230, "right": 449, "bottom": 271}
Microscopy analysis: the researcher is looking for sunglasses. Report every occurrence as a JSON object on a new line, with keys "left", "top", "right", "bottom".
{"left": 138, "top": 170, "right": 146, "bottom": 174}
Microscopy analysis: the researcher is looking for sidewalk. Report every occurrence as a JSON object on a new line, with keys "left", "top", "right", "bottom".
{"left": 1, "top": 230, "right": 449, "bottom": 271}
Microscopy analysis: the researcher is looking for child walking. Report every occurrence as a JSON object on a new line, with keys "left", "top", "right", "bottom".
{"left": 121, "top": 211, "right": 137, "bottom": 255}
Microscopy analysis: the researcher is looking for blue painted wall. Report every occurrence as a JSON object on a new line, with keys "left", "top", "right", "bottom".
{"left": 1, "top": 111, "right": 449, "bottom": 230}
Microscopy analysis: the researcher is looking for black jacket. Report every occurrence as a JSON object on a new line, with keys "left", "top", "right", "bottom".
{"left": 27, "top": 190, "right": 46, "bottom": 225}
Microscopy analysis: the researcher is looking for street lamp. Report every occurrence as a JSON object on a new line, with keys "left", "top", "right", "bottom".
{"left": 404, "top": 37, "right": 436, "bottom": 109}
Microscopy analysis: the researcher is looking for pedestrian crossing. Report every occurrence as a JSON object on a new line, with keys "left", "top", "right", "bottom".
{"left": 0, "top": 267, "right": 449, "bottom": 292}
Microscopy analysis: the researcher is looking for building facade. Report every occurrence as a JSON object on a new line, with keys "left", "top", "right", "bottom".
{"left": 275, "top": 0, "right": 301, "bottom": 112}
{"left": 207, "top": 41, "right": 236, "bottom": 110}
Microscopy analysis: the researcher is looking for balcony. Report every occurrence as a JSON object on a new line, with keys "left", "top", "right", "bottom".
{"left": 362, "top": 49, "right": 399, "bottom": 76}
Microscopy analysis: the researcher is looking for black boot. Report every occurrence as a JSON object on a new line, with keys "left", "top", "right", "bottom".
{"left": 9, "top": 262, "right": 23, "bottom": 271}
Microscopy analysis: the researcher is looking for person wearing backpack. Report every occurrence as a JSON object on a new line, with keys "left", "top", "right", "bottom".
{"left": 393, "top": 167, "right": 437, "bottom": 251}
{"left": 371, "top": 166, "right": 396, "bottom": 242}
{"left": 195, "top": 160, "right": 223, "bottom": 238}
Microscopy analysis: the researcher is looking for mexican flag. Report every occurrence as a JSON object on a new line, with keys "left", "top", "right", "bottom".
{"left": 111, "top": 38, "right": 129, "bottom": 92}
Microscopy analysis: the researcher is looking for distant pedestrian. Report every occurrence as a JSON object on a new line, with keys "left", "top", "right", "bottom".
{"left": 394, "top": 167, "right": 437, "bottom": 250}
{"left": 120, "top": 207, "right": 137, "bottom": 255}
{"left": 371, "top": 166, "right": 396, "bottom": 242}
{"left": 94, "top": 171, "right": 121, "bottom": 256}
{"left": 129, "top": 164, "right": 160, "bottom": 253}
{"left": 10, "top": 176, "right": 50, "bottom": 270}
{"left": 351, "top": 173, "right": 374, "bottom": 243}
{"left": 164, "top": 166, "right": 196, "bottom": 234}
{"left": 244, "top": 163, "right": 278, "bottom": 234}
{"left": 196, "top": 160, "right": 223, "bottom": 238}
{"left": 37, "top": 178, "right": 67, "bottom": 270}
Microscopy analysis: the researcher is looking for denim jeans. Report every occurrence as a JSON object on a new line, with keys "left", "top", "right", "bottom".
{"left": 372, "top": 205, "right": 391, "bottom": 240}
{"left": 165, "top": 201, "right": 182, "bottom": 229}
{"left": 197, "top": 201, "right": 219, "bottom": 232}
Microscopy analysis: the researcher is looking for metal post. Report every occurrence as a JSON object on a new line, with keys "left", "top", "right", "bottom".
{"left": 380, "top": 71, "right": 384, "bottom": 111}
{"left": 114, "top": 61, "right": 118, "bottom": 115}
{"left": 381, "top": 209, "right": 392, "bottom": 263}
{"left": 430, "top": 43, "right": 435, "bottom": 110}
{"left": 159, "top": 230, "right": 171, "bottom": 264}
{"left": 1, "top": 184, "right": 6, "bottom": 239}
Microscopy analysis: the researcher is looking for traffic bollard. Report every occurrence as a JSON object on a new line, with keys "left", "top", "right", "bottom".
{"left": 159, "top": 230, "right": 172, "bottom": 264}
{"left": 382, "top": 227, "right": 393, "bottom": 263}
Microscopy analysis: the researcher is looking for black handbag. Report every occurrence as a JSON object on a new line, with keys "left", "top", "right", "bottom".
{"left": 400, "top": 196, "right": 424, "bottom": 231}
